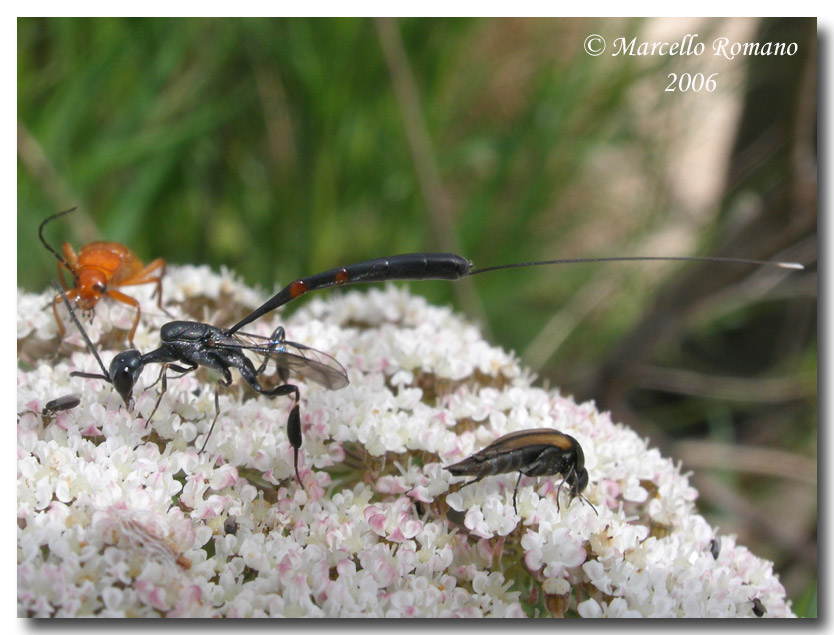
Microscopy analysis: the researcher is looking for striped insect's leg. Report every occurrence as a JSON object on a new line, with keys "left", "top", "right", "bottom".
{"left": 554, "top": 464, "right": 577, "bottom": 512}
{"left": 458, "top": 474, "right": 488, "bottom": 490}
{"left": 512, "top": 472, "right": 523, "bottom": 514}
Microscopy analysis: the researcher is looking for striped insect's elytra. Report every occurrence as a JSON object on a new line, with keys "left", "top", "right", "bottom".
{"left": 444, "top": 428, "right": 596, "bottom": 515}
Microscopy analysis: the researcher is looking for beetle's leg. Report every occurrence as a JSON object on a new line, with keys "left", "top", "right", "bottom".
{"left": 115, "top": 257, "right": 168, "bottom": 311}
{"left": 56, "top": 259, "right": 76, "bottom": 293}
{"left": 51, "top": 256, "right": 81, "bottom": 338}
{"left": 104, "top": 289, "right": 144, "bottom": 346}
{"left": 53, "top": 243, "right": 82, "bottom": 333}
{"left": 51, "top": 288, "right": 78, "bottom": 338}
{"left": 61, "top": 243, "right": 80, "bottom": 280}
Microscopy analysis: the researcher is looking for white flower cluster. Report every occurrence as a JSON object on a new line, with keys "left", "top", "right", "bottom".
{"left": 17, "top": 266, "right": 793, "bottom": 617}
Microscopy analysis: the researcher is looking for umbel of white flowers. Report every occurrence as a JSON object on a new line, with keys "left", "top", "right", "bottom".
{"left": 17, "top": 266, "right": 792, "bottom": 617}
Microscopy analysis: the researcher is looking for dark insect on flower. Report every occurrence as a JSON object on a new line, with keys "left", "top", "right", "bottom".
{"left": 709, "top": 538, "right": 720, "bottom": 559}
{"left": 751, "top": 597, "right": 766, "bottom": 617}
{"left": 444, "top": 428, "right": 596, "bottom": 514}
{"left": 41, "top": 394, "right": 82, "bottom": 416}
{"left": 17, "top": 393, "right": 82, "bottom": 424}
{"left": 224, "top": 516, "right": 239, "bottom": 535}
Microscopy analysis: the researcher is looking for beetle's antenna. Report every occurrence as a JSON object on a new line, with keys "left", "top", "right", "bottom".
{"left": 469, "top": 255, "right": 804, "bottom": 276}
{"left": 52, "top": 280, "right": 111, "bottom": 382}
{"left": 39, "top": 209, "right": 80, "bottom": 286}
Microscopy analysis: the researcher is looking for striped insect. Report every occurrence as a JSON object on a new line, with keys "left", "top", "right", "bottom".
{"left": 444, "top": 428, "right": 596, "bottom": 514}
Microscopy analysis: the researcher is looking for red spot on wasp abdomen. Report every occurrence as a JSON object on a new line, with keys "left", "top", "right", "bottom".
{"left": 290, "top": 280, "right": 308, "bottom": 298}
{"left": 335, "top": 269, "right": 350, "bottom": 285}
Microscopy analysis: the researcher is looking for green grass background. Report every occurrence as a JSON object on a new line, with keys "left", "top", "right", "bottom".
{"left": 18, "top": 17, "right": 816, "bottom": 613}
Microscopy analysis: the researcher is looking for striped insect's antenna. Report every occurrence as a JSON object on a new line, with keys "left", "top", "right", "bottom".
{"left": 553, "top": 465, "right": 598, "bottom": 515}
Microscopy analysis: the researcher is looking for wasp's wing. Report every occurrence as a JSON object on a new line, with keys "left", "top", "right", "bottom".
{"left": 265, "top": 342, "right": 349, "bottom": 390}
{"left": 210, "top": 331, "right": 349, "bottom": 390}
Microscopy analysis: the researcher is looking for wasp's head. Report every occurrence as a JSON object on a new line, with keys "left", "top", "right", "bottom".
{"left": 108, "top": 350, "right": 144, "bottom": 407}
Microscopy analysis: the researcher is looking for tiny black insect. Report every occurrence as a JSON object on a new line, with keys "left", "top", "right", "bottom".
{"left": 751, "top": 597, "right": 766, "bottom": 617}
{"left": 224, "top": 515, "right": 238, "bottom": 535}
{"left": 42, "top": 394, "right": 82, "bottom": 416}
{"left": 709, "top": 538, "right": 720, "bottom": 559}
{"left": 18, "top": 392, "right": 82, "bottom": 423}
{"left": 444, "top": 428, "right": 596, "bottom": 514}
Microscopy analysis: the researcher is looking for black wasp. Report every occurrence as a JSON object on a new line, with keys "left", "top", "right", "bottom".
{"left": 55, "top": 252, "right": 802, "bottom": 487}
{"left": 73, "top": 320, "right": 347, "bottom": 484}
{"left": 55, "top": 280, "right": 346, "bottom": 482}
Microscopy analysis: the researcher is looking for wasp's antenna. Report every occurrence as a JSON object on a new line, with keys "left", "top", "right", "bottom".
{"left": 52, "top": 280, "right": 111, "bottom": 382}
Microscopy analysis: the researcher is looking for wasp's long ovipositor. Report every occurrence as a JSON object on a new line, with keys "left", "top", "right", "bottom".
{"left": 444, "top": 428, "right": 595, "bottom": 514}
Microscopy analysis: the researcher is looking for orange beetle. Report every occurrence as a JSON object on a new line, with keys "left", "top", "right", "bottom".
{"left": 39, "top": 208, "right": 167, "bottom": 345}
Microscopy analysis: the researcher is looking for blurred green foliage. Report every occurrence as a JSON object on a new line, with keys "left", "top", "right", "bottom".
{"left": 18, "top": 17, "right": 816, "bottom": 606}
{"left": 19, "top": 17, "right": 657, "bottom": 353}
